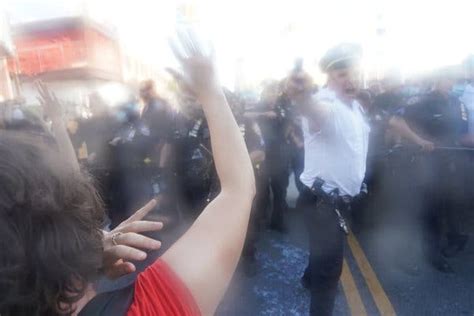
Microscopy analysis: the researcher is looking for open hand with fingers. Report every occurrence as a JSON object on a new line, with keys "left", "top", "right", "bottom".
{"left": 36, "top": 81, "right": 64, "bottom": 120}
{"left": 169, "top": 29, "right": 218, "bottom": 99}
{"left": 102, "top": 199, "right": 164, "bottom": 279}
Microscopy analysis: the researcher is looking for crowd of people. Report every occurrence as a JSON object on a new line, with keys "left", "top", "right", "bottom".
{"left": 0, "top": 28, "right": 473, "bottom": 316}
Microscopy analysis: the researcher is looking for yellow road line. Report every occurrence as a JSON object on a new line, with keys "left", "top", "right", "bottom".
{"left": 347, "top": 232, "right": 397, "bottom": 316}
{"left": 341, "top": 259, "right": 368, "bottom": 316}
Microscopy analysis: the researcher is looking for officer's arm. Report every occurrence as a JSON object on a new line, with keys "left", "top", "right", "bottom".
{"left": 388, "top": 116, "right": 434, "bottom": 151}
{"left": 157, "top": 109, "right": 179, "bottom": 170}
{"left": 291, "top": 129, "right": 304, "bottom": 148}
{"left": 162, "top": 31, "right": 255, "bottom": 316}
{"left": 248, "top": 121, "right": 266, "bottom": 164}
{"left": 243, "top": 111, "right": 260, "bottom": 120}
{"left": 302, "top": 99, "right": 333, "bottom": 134}
{"left": 244, "top": 111, "right": 277, "bottom": 120}
{"left": 286, "top": 122, "right": 304, "bottom": 148}
{"left": 158, "top": 142, "right": 173, "bottom": 168}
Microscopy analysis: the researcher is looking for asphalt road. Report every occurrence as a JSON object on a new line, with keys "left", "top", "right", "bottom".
{"left": 216, "top": 178, "right": 474, "bottom": 316}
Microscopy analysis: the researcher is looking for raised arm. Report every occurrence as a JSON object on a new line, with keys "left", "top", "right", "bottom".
{"left": 161, "top": 31, "right": 255, "bottom": 315}
{"left": 36, "top": 81, "right": 80, "bottom": 172}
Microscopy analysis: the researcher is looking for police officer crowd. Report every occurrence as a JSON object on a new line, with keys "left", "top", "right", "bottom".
{"left": 1, "top": 44, "right": 474, "bottom": 316}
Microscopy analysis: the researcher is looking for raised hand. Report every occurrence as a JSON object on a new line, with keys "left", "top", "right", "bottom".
{"left": 36, "top": 81, "right": 63, "bottom": 120}
{"left": 169, "top": 29, "right": 218, "bottom": 99}
{"left": 102, "top": 199, "right": 164, "bottom": 279}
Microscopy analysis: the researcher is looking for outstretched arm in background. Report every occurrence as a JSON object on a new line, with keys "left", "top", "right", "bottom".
{"left": 161, "top": 30, "right": 255, "bottom": 315}
{"left": 388, "top": 116, "right": 434, "bottom": 151}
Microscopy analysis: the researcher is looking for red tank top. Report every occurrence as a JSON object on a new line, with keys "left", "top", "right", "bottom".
{"left": 126, "top": 259, "right": 201, "bottom": 316}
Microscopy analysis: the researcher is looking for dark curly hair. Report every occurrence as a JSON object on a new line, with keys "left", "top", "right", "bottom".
{"left": 0, "top": 131, "right": 105, "bottom": 316}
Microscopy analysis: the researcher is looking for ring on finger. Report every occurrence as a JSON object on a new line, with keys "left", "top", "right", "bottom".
{"left": 111, "top": 232, "right": 123, "bottom": 246}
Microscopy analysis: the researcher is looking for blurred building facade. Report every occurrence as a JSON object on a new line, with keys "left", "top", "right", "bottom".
{"left": 4, "top": 15, "right": 163, "bottom": 115}
{"left": 0, "top": 13, "right": 15, "bottom": 101}
{"left": 6, "top": 16, "right": 122, "bottom": 110}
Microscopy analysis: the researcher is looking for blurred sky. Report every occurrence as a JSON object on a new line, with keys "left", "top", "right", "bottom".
{"left": 2, "top": 0, "right": 474, "bottom": 86}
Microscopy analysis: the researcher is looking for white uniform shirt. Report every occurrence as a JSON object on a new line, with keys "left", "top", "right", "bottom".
{"left": 460, "top": 83, "right": 474, "bottom": 133}
{"left": 300, "top": 88, "right": 370, "bottom": 197}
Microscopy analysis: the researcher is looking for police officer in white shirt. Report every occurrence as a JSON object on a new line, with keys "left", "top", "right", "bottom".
{"left": 287, "top": 43, "right": 369, "bottom": 316}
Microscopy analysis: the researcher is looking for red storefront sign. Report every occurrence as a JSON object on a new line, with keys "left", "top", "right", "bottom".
{"left": 8, "top": 18, "right": 121, "bottom": 79}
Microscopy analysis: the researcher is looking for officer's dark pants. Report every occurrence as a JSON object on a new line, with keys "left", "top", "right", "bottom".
{"left": 300, "top": 189, "right": 345, "bottom": 316}
{"left": 243, "top": 170, "right": 267, "bottom": 258}
{"left": 108, "top": 168, "right": 151, "bottom": 228}
{"left": 242, "top": 201, "right": 259, "bottom": 259}
{"left": 421, "top": 185, "right": 462, "bottom": 260}
{"left": 419, "top": 153, "right": 465, "bottom": 260}
{"left": 263, "top": 169, "right": 290, "bottom": 229}
{"left": 253, "top": 170, "right": 268, "bottom": 225}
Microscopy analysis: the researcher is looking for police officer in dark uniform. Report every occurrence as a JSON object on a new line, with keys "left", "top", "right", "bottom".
{"left": 224, "top": 89, "right": 266, "bottom": 275}
{"left": 175, "top": 89, "right": 265, "bottom": 207}
{"left": 245, "top": 82, "right": 291, "bottom": 233}
{"left": 174, "top": 104, "right": 214, "bottom": 219}
{"left": 404, "top": 69, "right": 469, "bottom": 272}
{"left": 168, "top": 66, "right": 218, "bottom": 221}
{"left": 72, "top": 93, "right": 119, "bottom": 218}
{"left": 174, "top": 85, "right": 265, "bottom": 274}
{"left": 287, "top": 114, "right": 305, "bottom": 193}
{"left": 283, "top": 65, "right": 315, "bottom": 196}
{"left": 356, "top": 80, "right": 434, "bottom": 233}
{"left": 109, "top": 80, "right": 177, "bottom": 231}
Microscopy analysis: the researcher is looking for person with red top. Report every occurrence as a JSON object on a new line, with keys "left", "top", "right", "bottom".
{"left": 0, "top": 29, "right": 255, "bottom": 316}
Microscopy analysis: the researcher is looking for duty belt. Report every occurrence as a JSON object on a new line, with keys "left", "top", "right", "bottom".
{"left": 309, "top": 178, "right": 353, "bottom": 235}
